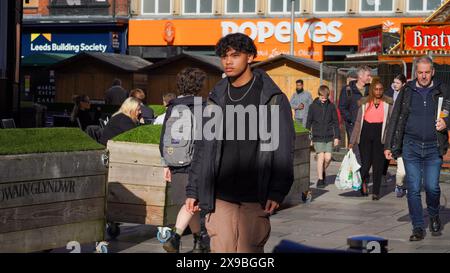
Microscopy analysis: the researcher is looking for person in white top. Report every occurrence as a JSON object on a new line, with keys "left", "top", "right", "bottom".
{"left": 153, "top": 93, "right": 176, "bottom": 125}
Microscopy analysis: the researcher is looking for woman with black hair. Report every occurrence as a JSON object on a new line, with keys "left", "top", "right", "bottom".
{"left": 71, "top": 94, "right": 97, "bottom": 131}
{"left": 349, "top": 80, "right": 394, "bottom": 200}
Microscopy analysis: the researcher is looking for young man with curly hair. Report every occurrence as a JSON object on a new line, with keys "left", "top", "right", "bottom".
{"left": 185, "top": 33, "right": 295, "bottom": 253}
{"left": 160, "top": 67, "right": 210, "bottom": 253}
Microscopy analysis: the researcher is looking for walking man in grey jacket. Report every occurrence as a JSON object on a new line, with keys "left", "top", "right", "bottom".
{"left": 290, "top": 79, "right": 313, "bottom": 128}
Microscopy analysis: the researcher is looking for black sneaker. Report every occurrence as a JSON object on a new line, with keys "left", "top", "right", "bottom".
{"left": 429, "top": 215, "right": 442, "bottom": 236}
{"left": 192, "top": 232, "right": 210, "bottom": 253}
{"left": 317, "top": 179, "right": 325, "bottom": 188}
{"left": 163, "top": 231, "right": 181, "bottom": 253}
{"left": 409, "top": 228, "right": 425, "bottom": 241}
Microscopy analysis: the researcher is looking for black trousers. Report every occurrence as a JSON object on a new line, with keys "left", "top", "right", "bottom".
{"left": 358, "top": 121, "right": 385, "bottom": 195}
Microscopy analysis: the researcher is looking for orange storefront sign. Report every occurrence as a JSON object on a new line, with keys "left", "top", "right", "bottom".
{"left": 402, "top": 23, "right": 450, "bottom": 51}
{"left": 130, "top": 17, "right": 423, "bottom": 61}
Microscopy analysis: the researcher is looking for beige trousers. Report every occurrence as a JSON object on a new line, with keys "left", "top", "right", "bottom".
{"left": 205, "top": 199, "right": 271, "bottom": 253}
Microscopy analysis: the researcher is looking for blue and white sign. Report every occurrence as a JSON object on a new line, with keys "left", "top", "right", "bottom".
{"left": 21, "top": 31, "right": 125, "bottom": 57}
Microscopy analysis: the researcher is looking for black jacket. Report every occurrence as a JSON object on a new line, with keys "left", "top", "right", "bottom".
{"left": 306, "top": 99, "right": 340, "bottom": 142}
{"left": 384, "top": 80, "right": 450, "bottom": 158}
{"left": 186, "top": 69, "right": 295, "bottom": 212}
{"left": 140, "top": 103, "right": 155, "bottom": 122}
{"left": 338, "top": 80, "right": 370, "bottom": 125}
{"left": 105, "top": 86, "right": 128, "bottom": 105}
{"left": 99, "top": 113, "right": 137, "bottom": 146}
{"left": 77, "top": 109, "right": 98, "bottom": 131}
{"left": 384, "top": 86, "right": 394, "bottom": 98}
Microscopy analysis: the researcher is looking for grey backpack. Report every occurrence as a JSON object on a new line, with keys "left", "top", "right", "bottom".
{"left": 162, "top": 104, "right": 196, "bottom": 167}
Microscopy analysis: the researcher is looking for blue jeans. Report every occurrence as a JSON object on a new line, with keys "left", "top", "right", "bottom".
{"left": 402, "top": 139, "right": 442, "bottom": 230}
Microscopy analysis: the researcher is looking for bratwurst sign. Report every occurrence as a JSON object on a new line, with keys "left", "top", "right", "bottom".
{"left": 402, "top": 23, "right": 450, "bottom": 51}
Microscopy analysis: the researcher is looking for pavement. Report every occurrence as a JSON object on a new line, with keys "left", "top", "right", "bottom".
{"left": 67, "top": 153, "right": 450, "bottom": 253}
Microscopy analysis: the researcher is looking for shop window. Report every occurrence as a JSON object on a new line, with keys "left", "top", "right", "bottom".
{"left": 183, "top": 0, "right": 213, "bottom": 14}
{"left": 142, "top": 0, "right": 171, "bottom": 14}
{"left": 408, "top": 0, "right": 443, "bottom": 12}
{"left": 314, "top": 0, "right": 346, "bottom": 13}
{"left": 225, "top": 0, "right": 256, "bottom": 14}
{"left": 269, "top": 0, "right": 300, "bottom": 14}
{"left": 360, "top": 0, "right": 393, "bottom": 12}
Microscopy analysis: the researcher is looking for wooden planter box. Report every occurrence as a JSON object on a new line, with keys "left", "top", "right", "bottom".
{"left": 283, "top": 132, "right": 311, "bottom": 205}
{"left": 106, "top": 141, "right": 179, "bottom": 227}
{"left": 0, "top": 150, "right": 107, "bottom": 253}
{"left": 106, "top": 132, "right": 311, "bottom": 226}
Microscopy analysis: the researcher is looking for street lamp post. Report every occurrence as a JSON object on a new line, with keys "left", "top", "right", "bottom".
{"left": 290, "top": 0, "right": 295, "bottom": 55}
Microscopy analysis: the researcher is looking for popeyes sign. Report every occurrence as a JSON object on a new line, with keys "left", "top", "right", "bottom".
{"left": 221, "top": 20, "right": 343, "bottom": 43}
{"left": 129, "top": 18, "right": 422, "bottom": 61}
{"left": 402, "top": 23, "right": 450, "bottom": 51}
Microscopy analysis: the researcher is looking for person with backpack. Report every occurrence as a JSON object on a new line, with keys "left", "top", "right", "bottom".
{"left": 159, "top": 67, "right": 209, "bottom": 253}
{"left": 338, "top": 66, "right": 372, "bottom": 141}
{"left": 306, "top": 85, "right": 340, "bottom": 188}
{"left": 185, "top": 33, "right": 295, "bottom": 253}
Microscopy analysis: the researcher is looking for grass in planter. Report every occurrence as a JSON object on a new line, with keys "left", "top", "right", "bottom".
{"left": 113, "top": 124, "right": 163, "bottom": 145}
{"left": 0, "top": 128, "right": 104, "bottom": 155}
{"left": 149, "top": 105, "right": 166, "bottom": 117}
{"left": 113, "top": 122, "right": 306, "bottom": 145}
{"left": 294, "top": 122, "right": 309, "bottom": 134}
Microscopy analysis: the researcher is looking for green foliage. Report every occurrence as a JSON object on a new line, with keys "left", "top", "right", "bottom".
{"left": 149, "top": 105, "right": 167, "bottom": 117}
{"left": 113, "top": 125, "right": 163, "bottom": 145}
{"left": 294, "top": 121, "right": 309, "bottom": 134}
{"left": 0, "top": 128, "right": 104, "bottom": 155}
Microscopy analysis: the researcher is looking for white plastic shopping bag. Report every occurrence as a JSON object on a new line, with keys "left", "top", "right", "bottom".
{"left": 335, "top": 149, "right": 362, "bottom": 191}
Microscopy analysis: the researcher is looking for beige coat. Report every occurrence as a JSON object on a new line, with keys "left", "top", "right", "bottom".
{"left": 350, "top": 95, "right": 394, "bottom": 145}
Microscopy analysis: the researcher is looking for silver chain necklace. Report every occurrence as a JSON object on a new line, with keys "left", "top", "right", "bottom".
{"left": 227, "top": 76, "right": 256, "bottom": 102}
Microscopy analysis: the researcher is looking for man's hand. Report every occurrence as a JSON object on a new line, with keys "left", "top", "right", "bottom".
{"left": 384, "top": 150, "right": 393, "bottom": 160}
{"left": 163, "top": 167, "right": 171, "bottom": 182}
{"left": 348, "top": 144, "right": 353, "bottom": 149}
{"left": 333, "top": 138, "right": 339, "bottom": 147}
{"left": 264, "top": 200, "right": 279, "bottom": 215}
{"left": 298, "top": 103, "right": 305, "bottom": 110}
{"left": 436, "top": 118, "right": 447, "bottom": 131}
{"left": 185, "top": 198, "right": 200, "bottom": 215}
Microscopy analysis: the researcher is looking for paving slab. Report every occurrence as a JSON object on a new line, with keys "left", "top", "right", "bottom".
{"left": 103, "top": 153, "right": 450, "bottom": 253}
